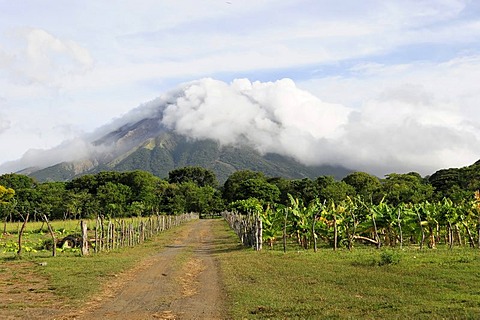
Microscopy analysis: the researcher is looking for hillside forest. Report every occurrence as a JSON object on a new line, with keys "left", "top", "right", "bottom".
{"left": 1, "top": 161, "right": 480, "bottom": 249}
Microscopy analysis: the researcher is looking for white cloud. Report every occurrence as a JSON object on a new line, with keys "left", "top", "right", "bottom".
{"left": 299, "top": 54, "right": 480, "bottom": 174}
{"left": 161, "top": 78, "right": 351, "bottom": 164}
{"left": 4, "top": 28, "right": 93, "bottom": 86}
{"left": 0, "top": 112, "right": 10, "bottom": 134}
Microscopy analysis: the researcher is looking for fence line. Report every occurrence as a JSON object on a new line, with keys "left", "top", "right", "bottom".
{"left": 81, "top": 213, "right": 199, "bottom": 255}
{"left": 222, "top": 211, "right": 262, "bottom": 250}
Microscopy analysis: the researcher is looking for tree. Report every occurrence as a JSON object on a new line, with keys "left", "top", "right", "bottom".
{"left": 0, "top": 185, "right": 15, "bottom": 233}
{"left": 318, "top": 181, "right": 355, "bottom": 204}
{"left": 66, "top": 174, "right": 100, "bottom": 194}
{"left": 0, "top": 174, "right": 36, "bottom": 190}
{"left": 64, "top": 190, "right": 97, "bottom": 219}
{"left": 234, "top": 178, "right": 280, "bottom": 204}
{"left": 315, "top": 176, "right": 336, "bottom": 190}
{"left": 0, "top": 174, "right": 35, "bottom": 223}
{"left": 35, "top": 182, "right": 67, "bottom": 220}
{"left": 168, "top": 166, "right": 218, "bottom": 188}
{"left": 342, "top": 172, "right": 381, "bottom": 202}
{"left": 159, "top": 184, "right": 187, "bottom": 215}
{"left": 381, "top": 172, "right": 434, "bottom": 206}
{"left": 267, "top": 177, "right": 292, "bottom": 204}
{"left": 223, "top": 170, "right": 266, "bottom": 203}
{"left": 121, "top": 170, "right": 162, "bottom": 214}
{"left": 429, "top": 161, "right": 480, "bottom": 201}
{"left": 275, "top": 178, "right": 319, "bottom": 205}
{"left": 178, "top": 182, "right": 225, "bottom": 215}
{"left": 0, "top": 185, "right": 15, "bottom": 203}
{"left": 97, "top": 182, "right": 132, "bottom": 218}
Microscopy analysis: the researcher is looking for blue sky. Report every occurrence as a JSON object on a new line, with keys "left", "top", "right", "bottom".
{"left": 1, "top": 0, "right": 480, "bottom": 175}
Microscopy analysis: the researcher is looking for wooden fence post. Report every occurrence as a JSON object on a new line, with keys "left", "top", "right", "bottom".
{"left": 81, "top": 220, "right": 89, "bottom": 256}
{"left": 140, "top": 221, "right": 145, "bottom": 243}
{"left": 121, "top": 220, "right": 126, "bottom": 247}
{"left": 100, "top": 216, "right": 105, "bottom": 252}
{"left": 17, "top": 213, "right": 30, "bottom": 258}
{"left": 42, "top": 214, "right": 56, "bottom": 257}
{"left": 129, "top": 223, "right": 134, "bottom": 246}
{"left": 95, "top": 216, "right": 100, "bottom": 253}
{"left": 106, "top": 221, "right": 111, "bottom": 251}
{"left": 257, "top": 218, "right": 263, "bottom": 251}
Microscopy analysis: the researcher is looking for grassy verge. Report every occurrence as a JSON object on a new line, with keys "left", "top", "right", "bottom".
{"left": 212, "top": 220, "right": 480, "bottom": 319}
{"left": 1, "top": 221, "right": 193, "bottom": 306}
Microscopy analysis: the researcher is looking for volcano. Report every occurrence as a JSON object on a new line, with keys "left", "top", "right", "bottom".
{"left": 25, "top": 118, "right": 353, "bottom": 183}
{"left": 5, "top": 78, "right": 355, "bottom": 182}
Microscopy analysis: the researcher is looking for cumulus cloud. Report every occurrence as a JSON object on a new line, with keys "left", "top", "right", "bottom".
{"left": 161, "top": 78, "right": 351, "bottom": 164}
{"left": 157, "top": 77, "right": 480, "bottom": 176}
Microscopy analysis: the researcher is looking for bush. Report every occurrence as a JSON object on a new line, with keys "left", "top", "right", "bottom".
{"left": 379, "top": 250, "right": 401, "bottom": 266}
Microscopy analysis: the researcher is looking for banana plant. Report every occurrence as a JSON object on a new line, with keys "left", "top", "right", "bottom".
{"left": 422, "top": 201, "right": 440, "bottom": 248}
{"left": 312, "top": 198, "right": 354, "bottom": 250}
{"left": 287, "top": 194, "right": 311, "bottom": 249}
{"left": 473, "top": 191, "right": 480, "bottom": 248}
{"left": 261, "top": 204, "right": 284, "bottom": 249}
{"left": 412, "top": 203, "right": 427, "bottom": 249}
{"left": 285, "top": 194, "right": 324, "bottom": 250}
{"left": 375, "top": 201, "right": 400, "bottom": 247}
{"left": 332, "top": 197, "right": 360, "bottom": 250}
{"left": 355, "top": 196, "right": 385, "bottom": 248}
{"left": 456, "top": 200, "right": 476, "bottom": 248}
{"left": 320, "top": 201, "right": 341, "bottom": 250}
{"left": 412, "top": 201, "right": 442, "bottom": 249}
{"left": 440, "top": 198, "right": 459, "bottom": 248}
{"left": 395, "top": 203, "right": 418, "bottom": 248}
{"left": 274, "top": 204, "right": 289, "bottom": 253}
{"left": 306, "top": 198, "right": 324, "bottom": 252}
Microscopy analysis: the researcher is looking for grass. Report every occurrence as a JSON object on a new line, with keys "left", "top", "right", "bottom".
{"left": 1, "top": 218, "right": 95, "bottom": 257}
{"left": 2, "top": 219, "right": 89, "bottom": 234}
{"left": 211, "top": 221, "right": 480, "bottom": 319}
{"left": 3, "top": 219, "right": 480, "bottom": 318}
{"left": 0, "top": 221, "right": 193, "bottom": 306}
{"left": 0, "top": 216, "right": 172, "bottom": 257}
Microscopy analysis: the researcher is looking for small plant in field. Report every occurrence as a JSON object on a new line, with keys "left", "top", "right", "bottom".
{"left": 457, "top": 256, "right": 473, "bottom": 263}
{"left": 1, "top": 241, "right": 37, "bottom": 253}
{"left": 379, "top": 250, "right": 400, "bottom": 266}
{"left": 1, "top": 241, "right": 18, "bottom": 253}
{"left": 56, "top": 228, "right": 67, "bottom": 235}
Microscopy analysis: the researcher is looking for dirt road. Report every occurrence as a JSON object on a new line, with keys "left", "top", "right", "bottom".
{"left": 73, "top": 219, "right": 227, "bottom": 320}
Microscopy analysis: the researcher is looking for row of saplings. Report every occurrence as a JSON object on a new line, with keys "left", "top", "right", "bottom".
{"left": 224, "top": 191, "right": 480, "bottom": 251}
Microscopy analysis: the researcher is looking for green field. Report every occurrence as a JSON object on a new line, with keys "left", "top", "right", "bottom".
{"left": 2, "top": 219, "right": 480, "bottom": 319}
{"left": 213, "top": 221, "right": 480, "bottom": 319}
{"left": 1, "top": 219, "right": 87, "bottom": 256}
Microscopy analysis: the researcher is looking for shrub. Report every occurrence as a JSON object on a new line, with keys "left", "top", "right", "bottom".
{"left": 379, "top": 250, "right": 400, "bottom": 266}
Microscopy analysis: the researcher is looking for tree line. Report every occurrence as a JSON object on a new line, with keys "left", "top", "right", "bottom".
{"left": 0, "top": 163, "right": 479, "bottom": 228}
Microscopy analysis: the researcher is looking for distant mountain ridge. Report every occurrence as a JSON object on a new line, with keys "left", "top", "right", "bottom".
{"left": 26, "top": 117, "right": 353, "bottom": 183}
